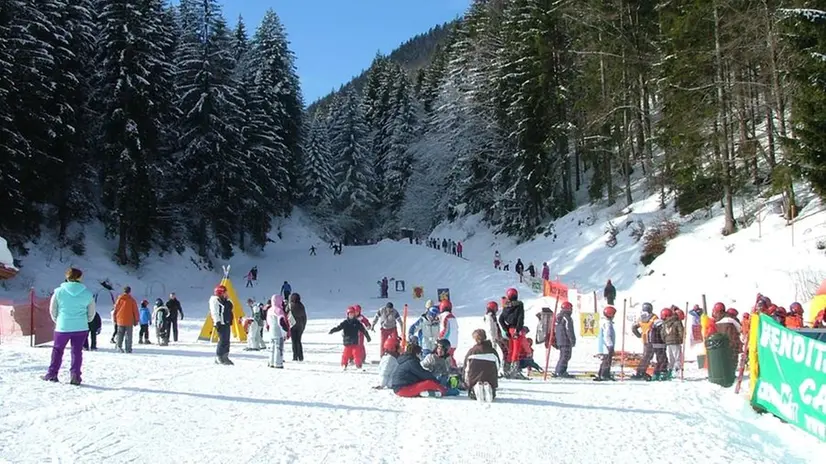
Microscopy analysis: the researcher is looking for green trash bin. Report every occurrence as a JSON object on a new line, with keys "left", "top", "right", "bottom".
{"left": 705, "top": 333, "right": 735, "bottom": 387}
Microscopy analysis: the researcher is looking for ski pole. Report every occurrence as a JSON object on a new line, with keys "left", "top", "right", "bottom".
{"left": 681, "top": 301, "right": 688, "bottom": 381}
{"left": 401, "top": 304, "right": 408, "bottom": 351}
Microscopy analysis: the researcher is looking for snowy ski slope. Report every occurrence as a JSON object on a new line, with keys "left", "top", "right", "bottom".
{"left": 1, "top": 210, "right": 825, "bottom": 463}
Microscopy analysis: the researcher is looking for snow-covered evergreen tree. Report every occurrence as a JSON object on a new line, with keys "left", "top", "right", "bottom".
{"left": 329, "top": 88, "right": 379, "bottom": 240}
{"left": 174, "top": 0, "right": 247, "bottom": 258}
{"left": 95, "top": 0, "right": 176, "bottom": 264}
{"left": 301, "top": 115, "right": 335, "bottom": 208}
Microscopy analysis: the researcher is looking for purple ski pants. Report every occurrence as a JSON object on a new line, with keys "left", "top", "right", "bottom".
{"left": 45, "top": 331, "right": 89, "bottom": 380}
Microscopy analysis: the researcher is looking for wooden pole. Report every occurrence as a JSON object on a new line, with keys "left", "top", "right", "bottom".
{"left": 681, "top": 301, "right": 689, "bottom": 381}
{"left": 401, "top": 304, "right": 408, "bottom": 351}
{"left": 29, "top": 288, "right": 35, "bottom": 347}
{"left": 620, "top": 298, "right": 627, "bottom": 381}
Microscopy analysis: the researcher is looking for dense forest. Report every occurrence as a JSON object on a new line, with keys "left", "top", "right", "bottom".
{"left": 0, "top": 0, "right": 303, "bottom": 264}
{"left": 1, "top": 0, "right": 825, "bottom": 265}
{"left": 305, "top": 0, "right": 826, "bottom": 241}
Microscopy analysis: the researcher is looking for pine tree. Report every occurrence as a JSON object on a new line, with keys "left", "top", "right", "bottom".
{"left": 382, "top": 70, "right": 419, "bottom": 227}
{"left": 175, "top": 0, "right": 246, "bottom": 258}
{"left": 329, "top": 88, "right": 379, "bottom": 240}
{"left": 786, "top": 5, "right": 826, "bottom": 198}
{"left": 95, "top": 0, "right": 175, "bottom": 264}
{"left": 301, "top": 115, "right": 336, "bottom": 207}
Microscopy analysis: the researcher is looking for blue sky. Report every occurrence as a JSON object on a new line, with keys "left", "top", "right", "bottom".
{"left": 219, "top": 0, "right": 470, "bottom": 104}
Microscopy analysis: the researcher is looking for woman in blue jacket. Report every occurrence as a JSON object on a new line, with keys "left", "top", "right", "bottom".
{"left": 43, "top": 268, "right": 95, "bottom": 385}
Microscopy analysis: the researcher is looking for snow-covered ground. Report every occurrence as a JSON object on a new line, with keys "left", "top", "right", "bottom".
{"left": 1, "top": 192, "right": 825, "bottom": 462}
{"left": 0, "top": 235, "right": 14, "bottom": 268}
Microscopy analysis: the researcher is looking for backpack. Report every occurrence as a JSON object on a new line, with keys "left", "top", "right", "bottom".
{"left": 535, "top": 308, "right": 554, "bottom": 347}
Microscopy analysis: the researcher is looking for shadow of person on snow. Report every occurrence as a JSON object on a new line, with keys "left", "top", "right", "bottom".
{"left": 135, "top": 347, "right": 263, "bottom": 360}
{"left": 81, "top": 385, "right": 398, "bottom": 413}
{"left": 494, "top": 397, "right": 690, "bottom": 419}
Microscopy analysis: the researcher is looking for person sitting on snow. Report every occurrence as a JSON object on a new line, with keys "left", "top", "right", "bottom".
{"left": 408, "top": 306, "right": 441, "bottom": 356}
{"left": 463, "top": 329, "right": 499, "bottom": 401}
{"left": 329, "top": 306, "right": 371, "bottom": 370}
{"left": 373, "top": 336, "right": 401, "bottom": 389}
{"left": 516, "top": 328, "right": 543, "bottom": 374}
{"left": 391, "top": 343, "right": 447, "bottom": 398}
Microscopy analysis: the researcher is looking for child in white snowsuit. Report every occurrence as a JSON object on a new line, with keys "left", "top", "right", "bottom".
{"left": 245, "top": 300, "right": 266, "bottom": 351}
{"left": 374, "top": 336, "right": 400, "bottom": 389}
{"left": 153, "top": 299, "right": 170, "bottom": 346}
{"left": 267, "top": 294, "right": 290, "bottom": 368}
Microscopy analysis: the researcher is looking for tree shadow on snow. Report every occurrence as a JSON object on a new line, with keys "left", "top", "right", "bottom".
{"left": 82, "top": 385, "right": 398, "bottom": 413}
{"left": 494, "top": 397, "right": 690, "bottom": 419}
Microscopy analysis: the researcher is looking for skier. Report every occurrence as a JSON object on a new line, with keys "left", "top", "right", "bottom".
{"left": 499, "top": 288, "right": 527, "bottom": 379}
{"left": 83, "top": 311, "right": 102, "bottom": 351}
{"left": 437, "top": 300, "right": 459, "bottom": 368}
{"left": 494, "top": 251, "right": 501, "bottom": 270}
{"left": 541, "top": 262, "right": 550, "bottom": 281}
{"left": 630, "top": 303, "right": 657, "bottom": 380}
{"left": 165, "top": 292, "right": 184, "bottom": 342}
{"left": 456, "top": 241, "right": 463, "bottom": 258}
{"left": 594, "top": 305, "right": 616, "bottom": 381}
{"left": 373, "top": 336, "right": 401, "bottom": 389}
{"left": 408, "top": 306, "right": 441, "bottom": 356}
{"left": 484, "top": 301, "right": 508, "bottom": 365}
{"left": 379, "top": 277, "right": 389, "bottom": 299}
{"left": 281, "top": 281, "right": 291, "bottom": 301}
{"left": 309, "top": 246, "right": 316, "bottom": 256}
{"left": 245, "top": 270, "right": 254, "bottom": 288}
{"left": 649, "top": 309, "right": 668, "bottom": 380}
{"left": 663, "top": 307, "right": 685, "bottom": 379}
{"left": 329, "top": 306, "right": 371, "bottom": 370}
{"left": 138, "top": 300, "right": 152, "bottom": 345}
{"left": 391, "top": 343, "right": 447, "bottom": 398}
{"left": 267, "top": 294, "right": 290, "bottom": 369}
{"left": 552, "top": 301, "right": 576, "bottom": 378}
{"left": 515, "top": 259, "right": 525, "bottom": 281}
{"left": 209, "top": 285, "right": 234, "bottom": 365}
{"left": 527, "top": 262, "right": 536, "bottom": 278}
{"left": 371, "top": 302, "right": 402, "bottom": 356}
{"left": 153, "top": 299, "right": 170, "bottom": 346}
{"left": 603, "top": 279, "right": 616, "bottom": 305}
{"left": 245, "top": 300, "right": 266, "bottom": 351}
{"left": 463, "top": 329, "right": 498, "bottom": 401}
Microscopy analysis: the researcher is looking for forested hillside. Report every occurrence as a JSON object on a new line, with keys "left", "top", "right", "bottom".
{"left": 303, "top": 0, "right": 826, "bottom": 242}
{"left": 0, "top": 0, "right": 303, "bottom": 264}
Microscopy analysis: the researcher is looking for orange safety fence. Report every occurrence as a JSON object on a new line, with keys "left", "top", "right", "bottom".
{"left": 0, "top": 289, "right": 54, "bottom": 346}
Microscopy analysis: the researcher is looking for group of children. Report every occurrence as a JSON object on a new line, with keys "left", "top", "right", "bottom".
{"left": 135, "top": 299, "right": 172, "bottom": 346}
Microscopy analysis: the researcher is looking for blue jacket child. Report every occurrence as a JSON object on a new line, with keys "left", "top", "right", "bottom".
{"left": 139, "top": 301, "right": 152, "bottom": 325}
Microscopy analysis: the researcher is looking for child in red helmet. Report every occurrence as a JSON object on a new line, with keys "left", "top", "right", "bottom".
{"left": 595, "top": 306, "right": 616, "bottom": 381}
{"left": 437, "top": 300, "right": 458, "bottom": 368}
{"left": 785, "top": 303, "right": 804, "bottom": 329}
{"left": 353, "top": 304, "right": 372, "bottom": 365}
{"left": 499, "top": 288, "right": 528, "bottom": 379}
{"left": 329, "top": 307, "right": 372, "bottom": 370}
{"left": 815, "top": 307, "right": 826, "bottom": 329}
{"left": 662, "top": 307, "right": 684, "bottom": 380}
{"left": 516, "top": 328, "right": 543, "bottom": 373}
{"left": 373, "top": 336, "right": 400, "bottom": 389}
{"left": 552, "top": 301, "right": 576, "bottom": 378}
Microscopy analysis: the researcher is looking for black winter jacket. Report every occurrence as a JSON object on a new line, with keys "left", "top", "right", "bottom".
{"left": 554, "top": 311, "right": 576, "bottom": 347}
{"left": 88, "top": 312, "right": 102, "bottom": 332}
{"left": 499, "top": 300, "right": 525, "bottom": 335}
{"left": 603, "top": 283, "right": 616, "bottom": 303}
{"left": 391, "top": 353, "right": 438, "bottom": 391}
{"left": 166, "top": 298, "right": 183, "bottom": 319}
{"left": 329, "top": 318, "right": 371, "bottom": 346}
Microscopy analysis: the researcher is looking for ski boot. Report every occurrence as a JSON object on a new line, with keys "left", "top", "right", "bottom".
{"left": 69, "top": 374, "right": 81, "bottom": 386}
{"left": 473, "top": 382, "right": 494, "bottom": 402}
{"left": 144, "top": 338, "right": 151, "bottom": 345}
{"left": 41, "top": 374, "right": 58, "bottom": 382}
{"left": 138, "top": 339, "right": 144, "bottom": 344}
{"left": 419, "top": 390, "right": 442, "bottom": 398}
{"left": 221, "top": 355, "right": 234, "bottom": 365}
{"left": 628, "top": 372, "right": 651, "bottom": 381}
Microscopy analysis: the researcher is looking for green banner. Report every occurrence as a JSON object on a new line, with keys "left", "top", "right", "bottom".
{"left": 751, "top": 315, "right": 826, "bottom": 442}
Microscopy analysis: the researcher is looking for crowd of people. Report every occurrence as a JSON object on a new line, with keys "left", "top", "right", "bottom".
{"left": 425, "top": 238, "right": 464, "bottom": 258}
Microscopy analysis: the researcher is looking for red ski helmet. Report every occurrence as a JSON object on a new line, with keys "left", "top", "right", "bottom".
{"left": 214, "top": 285, "right": 227, "bottom": 296}
{"left": 775, "top": 306, "right": 787, "bottom": 316}
{"left": 660, "top": 308, "right": 673, "bottom": 320}
{"left": 561, "top": 301, "right": 573, "bottom": 311}
{"left": 383, "top": 336, "right": 399, "bottom": 352}
{"left": 603, "top": 305, "right": 617, "bottom": 318}
{"left": 439, "top": 299, "right": 452, "bottom": 312}
{"left": 712, "top": 302, "right": 726, "bottom": 315}
{"left": 353, "top": 304, "right": 362, "bottom": 315}
{"left": 790, "top": 302, "right": 804, "bottom": 315}
{"left": 506, "top": 288, "right": 518, "bottom": 301}
{"left": 767, "top": 304, "right": 778, "bottom": 315}
{"left": 726, "top": 308, "right": 738, "bottom": 318}
{"left": 486, "top": 301, "right": 498, "bottom": 312}
{"left": 675, "top": 308, "right": 686, "bottom": 321}
{"left": 346, "top": 306, "right": 357, "bottom": 316}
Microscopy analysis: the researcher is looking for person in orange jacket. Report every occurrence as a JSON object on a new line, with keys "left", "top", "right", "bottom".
{"left": 113, "top": 286, "right": 139, "bottom": 353}
{"left": 785, "top": 303, "right": 804, "bottom": 329}
{"left": 814, "top": 308, "right": 826, "bottom": 329}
